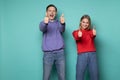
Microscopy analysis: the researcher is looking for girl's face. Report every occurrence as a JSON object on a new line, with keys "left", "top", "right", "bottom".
{"left": 46, "top": 6, "right": 57, "bottom": 21}
{"left": 80, "top": 18, "right": 90, "bottom": 30}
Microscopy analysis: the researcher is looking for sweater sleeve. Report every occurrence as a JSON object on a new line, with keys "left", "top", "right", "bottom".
{"left": 39, "top": 21, "right": 48, "bottom": 32}
{"left": 59, "top": 22, "right": 65, "bottom": 33}
{"left": 90, "top": 30, "right": 96, "bottom": 38}
{"left": 72, "top": 30, "right": 81, "bottom": 40}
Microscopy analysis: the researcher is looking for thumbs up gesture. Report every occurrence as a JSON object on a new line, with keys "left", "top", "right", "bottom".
{"left": 78, "top": 30, "right": 82, "bottom": 37}
{"left": 60, "top": 14, "right": 65, "bottom": 24}
{"left": 44, "top": 13, "right": 49, "bottom": 24}
{"left": 93, "top": 27, "right": 96, "bottom": 36}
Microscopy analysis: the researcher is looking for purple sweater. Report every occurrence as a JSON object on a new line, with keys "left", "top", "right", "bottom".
{"left": 39, "top": 20, "right": 65, "bottom": 52}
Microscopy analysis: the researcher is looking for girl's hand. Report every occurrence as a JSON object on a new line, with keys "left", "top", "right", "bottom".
{"left": 60, "top": 14, "right": 65, "bottom": 24}
{"left": 93, "top": 27, "right": 96, "bottom": 36}
{"left": 78, "top": 30, "right": 82, "bottom": 37}
{"left": 44, "top": 13, "right": 49, "bottom": 24}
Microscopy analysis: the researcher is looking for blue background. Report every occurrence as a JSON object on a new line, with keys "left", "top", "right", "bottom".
{"left": 0, "top": 0, "right": 120, "bottom": 80}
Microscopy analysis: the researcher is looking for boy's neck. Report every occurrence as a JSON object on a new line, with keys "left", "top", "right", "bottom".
{"left": 49, "top": 19, "right": 55, "bottom": 22}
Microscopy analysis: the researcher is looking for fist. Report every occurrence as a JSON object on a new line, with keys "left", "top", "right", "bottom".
{"left": 44, "top": 13, "right": 49, "bottom": 24}
{"left": 78, "top": 30, "right": 82, "bottom": 37}
{"left": 60, "top": 14, "right": 65, "bottom": 24}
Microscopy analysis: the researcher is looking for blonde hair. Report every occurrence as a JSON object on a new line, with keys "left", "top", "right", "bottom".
{"left": 79, "top": 15, "right": 91, "bottom": 30}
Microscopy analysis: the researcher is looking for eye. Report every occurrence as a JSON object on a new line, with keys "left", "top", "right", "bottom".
{"left": 82, "top": 21, "right": 86, "bottom": 23}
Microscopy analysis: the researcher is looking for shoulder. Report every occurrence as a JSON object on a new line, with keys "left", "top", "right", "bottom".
{"left": 84, "top": 29, "right": 92, "bottom": 33}
{"left": 40, "top": 20, "right": 44, "bottom": 24}
{"left": 88, "top": 29, "right": 93, "bottom": 33}
{"left": 72, "top": 29, "right": 79, "bottom": 34}
{"left": 73, "top": 29, "right": 79, "bottom": 32}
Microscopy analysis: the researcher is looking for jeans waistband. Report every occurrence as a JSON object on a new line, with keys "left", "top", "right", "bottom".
{"left": 44, "top": 48, "right": 64, "bottom": 53}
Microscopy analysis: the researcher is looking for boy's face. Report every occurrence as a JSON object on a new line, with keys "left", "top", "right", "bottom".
{"left": 46, "top": 6, "right": 57, "bottom": 20}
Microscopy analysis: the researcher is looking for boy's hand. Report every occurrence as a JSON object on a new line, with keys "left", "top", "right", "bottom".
{"left": 78, "top": 30, "right": 82, "bottom": 37}
{"left": 60, "top": 14, "right": 65, "bottom": 24}
{"left": 44, "top": 13, "right": 49, "bottom": 24}
{"left": 93, "top": 27, "right": 96, "bottom": 36}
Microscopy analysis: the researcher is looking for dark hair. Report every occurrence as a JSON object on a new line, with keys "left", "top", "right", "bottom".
{"left": 79, "top": 14, "right": 91, "bottom": 30}
{"left": 46, "top": 4, "right": 57, "bottom": 12}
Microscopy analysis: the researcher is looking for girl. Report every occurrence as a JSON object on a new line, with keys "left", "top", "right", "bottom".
{"left": 72, "top": 15, "right": 98, "bottom": 80}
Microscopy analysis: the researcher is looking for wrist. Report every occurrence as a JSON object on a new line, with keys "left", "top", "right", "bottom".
{"left": 44, "top": 22, "right": 48, "bottom": 25}
{"left": 61, "top": 22, "right": 65, "bottom": 25}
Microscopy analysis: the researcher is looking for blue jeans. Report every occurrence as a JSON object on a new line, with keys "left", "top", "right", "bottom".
{"left": 43, "top": 49, "right": 65, "bottom": 80}
{"left": 76, "top": 52, "right": 98, "bottom": 80}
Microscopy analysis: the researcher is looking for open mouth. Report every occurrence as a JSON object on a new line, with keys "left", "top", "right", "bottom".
{"left": 50, "top": 14, "right": 54, "bottom": 18}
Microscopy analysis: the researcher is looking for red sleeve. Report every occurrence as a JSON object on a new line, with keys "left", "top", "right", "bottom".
{"left": 72, "top": 30, "right": 81, "bottom": 40}
{"left": 90, "top": 30, "right": 96, "bottom": 38}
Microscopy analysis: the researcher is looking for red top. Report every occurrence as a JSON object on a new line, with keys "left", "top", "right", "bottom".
{"left": 72, "top": 29, "right": 96, "bottom": 54}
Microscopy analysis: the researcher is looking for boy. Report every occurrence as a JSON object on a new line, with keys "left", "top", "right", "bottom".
{"left": 39, "top": 4, "right": 65, "bottom": 80}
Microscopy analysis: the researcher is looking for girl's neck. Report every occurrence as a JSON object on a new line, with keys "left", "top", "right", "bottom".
{"left": 80, "top": 28, "right": 90, "bottom": 31}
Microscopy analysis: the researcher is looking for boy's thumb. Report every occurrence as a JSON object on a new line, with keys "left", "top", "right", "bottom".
{"left": 61, "top": 14, "right": 64, "bottom": 17}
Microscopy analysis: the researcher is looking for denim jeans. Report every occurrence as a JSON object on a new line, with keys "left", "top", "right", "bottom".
{"left": 76, "top": 52, "right": 98, "bottom": 80}
{"left": 43, "top": 49, "right": 65, "bottom": 80}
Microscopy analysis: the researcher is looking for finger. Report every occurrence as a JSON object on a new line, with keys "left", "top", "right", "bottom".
{"left": 61, "top": 13, "right": 64, "bottom": 17}
{"left": 78, "top": 30, "right": 81, "bottom": 33}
